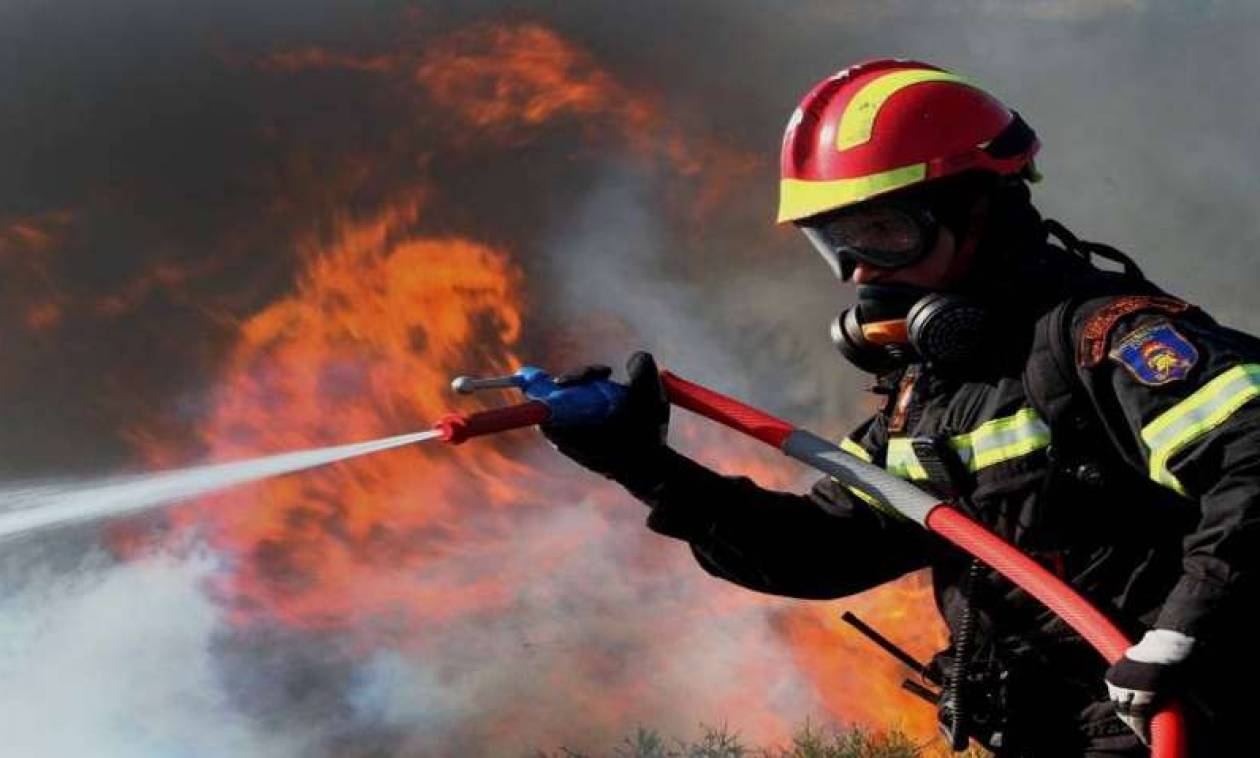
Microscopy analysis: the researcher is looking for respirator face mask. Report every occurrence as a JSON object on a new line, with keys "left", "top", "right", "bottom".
{"left": 797, "top": 191, "right": 995, "bottom": 376}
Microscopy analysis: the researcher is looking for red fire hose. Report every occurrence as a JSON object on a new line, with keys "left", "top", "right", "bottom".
{"left": 438, "top": 368, "right": 1188, "bottom": 755}
{"left": 658, "top": 371, "right": 1188, "bottom": 757}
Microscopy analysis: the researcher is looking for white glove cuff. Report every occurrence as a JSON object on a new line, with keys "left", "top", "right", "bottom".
{"left": 1127, "top": 628, "right": 1196, "bottom": 665}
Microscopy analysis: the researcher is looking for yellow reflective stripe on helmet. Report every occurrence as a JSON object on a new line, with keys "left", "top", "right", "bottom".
{"left": 837, "top": 70, "right": 980, "bottom": 151}
{"left": 1141, "top": 364, "right": 1260, "bottom": 494}
{"left": 777, "top": 163, "right": 926, "bottom": 223}
{"left": 839, "top": 437, "right": 873, "bottom": 463}
{"left": 885, "top": 408, "right": 1050, "bottom": 482}
{"left": 951, "top": 408, "right": 1051, "bottom": 473}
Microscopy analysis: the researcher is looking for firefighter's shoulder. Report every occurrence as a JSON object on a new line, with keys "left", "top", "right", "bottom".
{"left": 1068, "top": 292, "right": 1206, "bottom": 385}
{"left": 1063, "top": 291, "right": 1260, "bottom": 494}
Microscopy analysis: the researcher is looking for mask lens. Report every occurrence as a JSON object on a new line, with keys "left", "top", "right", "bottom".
{"left": 800, "top": 225, "right": 854, "bottom": 279}
{"left": 799, "top": 204, "right": 935, "bottom": 278}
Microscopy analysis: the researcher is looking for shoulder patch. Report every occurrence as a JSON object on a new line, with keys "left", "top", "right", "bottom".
{"left": 1109, "top": 321, "right": 1199, "bottom": 386}
{"left": 1078, "top": 295, "right": 1194, "bottom": 368}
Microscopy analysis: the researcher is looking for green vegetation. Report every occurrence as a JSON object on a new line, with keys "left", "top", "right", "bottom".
{"left": 535, "top": 721, "right": 991, "bottom": 758}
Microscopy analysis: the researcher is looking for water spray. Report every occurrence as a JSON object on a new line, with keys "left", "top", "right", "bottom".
{"left": 0, "top": 366, "right": 614, "bottom": 543}
{"left": 0, "top": 364, "right": 1189, "bottom": 754}
{"left": 0, "top": 430, "right": 442, "bottom": 540}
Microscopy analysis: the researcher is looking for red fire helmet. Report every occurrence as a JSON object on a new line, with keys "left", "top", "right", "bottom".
{"left": 777, "top": 59, "right": 1040, "bottom": 224}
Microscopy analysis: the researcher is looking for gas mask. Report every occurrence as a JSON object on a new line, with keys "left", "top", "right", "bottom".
{"left": 799, "top": 183, "right": 996, "bottom": 375}
{"left": 830, "top": 286, "right": 994, "bottom": 376}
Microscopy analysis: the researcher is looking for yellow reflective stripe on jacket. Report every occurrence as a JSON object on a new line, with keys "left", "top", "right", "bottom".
{"left": 951, "top": 408, "right": 1051, "bottom": 472}
{"left": 1141, "top": 363, "right": 1260, "bottom": 494}
{"left": 835, "top": 435, "right": 908, "bottom": 519}
{"left": 836, "top": 436, "right": 900, "bottom": 516}
{"left": 886, "top": 408, "right": 1050, "bottom": 482}
{"left": 886, "top": 438, "right": 930, "bottom": 480}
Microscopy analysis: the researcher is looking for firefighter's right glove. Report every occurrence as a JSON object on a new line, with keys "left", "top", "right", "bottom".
{"left": 540, "top": 351, "right": 670, "bottom": 495}
{"left": 1104, "top": 628, "right": 1195, "bottom": 745}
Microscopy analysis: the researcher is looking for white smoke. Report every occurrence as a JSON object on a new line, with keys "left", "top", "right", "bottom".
{"left": 537, "top": 163, "right": 869, "bottom": 432}
{"left": 342, "top": 499, "right": 819, "bottom": 756}
{"left": 0, "top": 552, "right": 309, "bottom": 757}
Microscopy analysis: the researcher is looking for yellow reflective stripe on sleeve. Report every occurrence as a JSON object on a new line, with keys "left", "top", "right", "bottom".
{"left": 885, "top": 408, "right": 1050, "bottom": 482}
{"left": 776, "top": 164, "right": 927, "bottom": 223}
{"left": 1141, "top": 363, "right": 1260, "bottom": 494}
{"left": 950, "top": 408, "right": 1051, "bottom": 473}
{"left": 839, "top": 437, "right": 873, "bottom": 462}
{"left": 837, "top": 70, "right": 980, "bottom": 151}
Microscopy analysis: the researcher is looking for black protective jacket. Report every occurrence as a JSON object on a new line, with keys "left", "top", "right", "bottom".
{"left": 631, "top": 266, "right": 1260, "bottom": 755}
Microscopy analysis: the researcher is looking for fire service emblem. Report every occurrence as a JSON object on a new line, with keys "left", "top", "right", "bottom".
{"left": 1110, "top": 321, "right": 1200, "bottom": 386}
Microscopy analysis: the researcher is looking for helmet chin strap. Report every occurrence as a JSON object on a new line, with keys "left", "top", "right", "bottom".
{"left": 942, "top": 194, "right": 991, "bottom": 292}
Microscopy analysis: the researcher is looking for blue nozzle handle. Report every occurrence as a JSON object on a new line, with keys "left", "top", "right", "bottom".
{"left": 450, "top": 367, "right": 627, "bottom": 427}
{"left": 511, "top": 366, "right": 627, "bottom": 426}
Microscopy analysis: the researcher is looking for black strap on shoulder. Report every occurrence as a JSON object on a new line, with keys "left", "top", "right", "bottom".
{"left": 1022, "top": 217, "right": 1172, "bottom": 424}
{"left": 1024, "top": 298, "right": 1083, "bottom": 434}
{"left": 1023, "top": 271, "right": 1166, "bottom": 434}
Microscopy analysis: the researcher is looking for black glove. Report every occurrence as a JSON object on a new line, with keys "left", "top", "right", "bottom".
{"left": 540, "top": 352, "right": 670, "bottom": 494}
{"left": 1104, "top": 629, "right": 1195, "bottom": 745}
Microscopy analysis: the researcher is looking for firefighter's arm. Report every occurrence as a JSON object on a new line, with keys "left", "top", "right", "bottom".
{"left": 642, "top": 419, "right": 936, "bottom": 600}
{"left": 1070, "top": 305, "right": 1260, "bottom": 741}
{"left": 1076, "top": 309, "right": 1260, "bottom": 640}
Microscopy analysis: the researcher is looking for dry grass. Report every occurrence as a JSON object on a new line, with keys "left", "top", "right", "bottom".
{"left": 534, "top": 721, "right": 992, "bottom": 758}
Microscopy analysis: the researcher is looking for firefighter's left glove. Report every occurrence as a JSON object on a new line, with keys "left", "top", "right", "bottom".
{"left": 540, "top": 351, "right": 670, "bottom": 496}
{"left": 1104, "top": 629, "right": 1195, "bottom": 745}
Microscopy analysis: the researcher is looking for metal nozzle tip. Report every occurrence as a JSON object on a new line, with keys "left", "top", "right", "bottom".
{"left": 451, "top": 376, "right": 474, "bottom": 394}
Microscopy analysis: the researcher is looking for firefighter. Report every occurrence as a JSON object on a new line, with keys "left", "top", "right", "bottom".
{"left": 544, "top": 59, "right": 1259, "bottom": 756}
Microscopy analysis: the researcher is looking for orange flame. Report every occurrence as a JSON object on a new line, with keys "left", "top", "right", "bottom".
{"left": 779, "top": 579, "right": 949, "bottom": 747}
{"left": 121, "top": 18, "right": 952, "bottom": 750}
{"left": 0, "top": 211, "right": 74, "bottom": 331}
{"left": 250, "top": 22, "right": 758, "bottom": 212}
{"left": 415, "top": 24, "right": 656, "bottom": 146}
{"left": 413, "top": 22, "right": 758, "bottom": 201}
{"left": 256, "top": 46, "right": 397, "bottom": 75}
{"left": 154, "top": 195, "right": 544, "bottom": 629}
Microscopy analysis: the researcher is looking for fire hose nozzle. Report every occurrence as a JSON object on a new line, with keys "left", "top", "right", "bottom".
{"left": 451, "top": 374, "right": 523, "bottom": 394}
{"left": 437, "top": 367, "right": 628, "bottom": 444}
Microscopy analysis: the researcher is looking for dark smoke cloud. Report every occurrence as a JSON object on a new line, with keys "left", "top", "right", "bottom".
{"left": 4, "top": 1, "right": 1260, "bottom": 755}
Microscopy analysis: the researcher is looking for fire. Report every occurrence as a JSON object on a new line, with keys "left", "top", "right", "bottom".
{"left": 250, "top": 21, "right": 758, "bottom": 213}
{"left": 780, "top": 580, "right": 948, "bottom": 747}
{"left": 118, "top": 17, "right": 951, "bottom": 752}
{"left": 255, "top": 46, "right": 397, "bottom": 75}
{"left": 157, "top": 196, "right": 543, "bottom": 629}
{"left": 1, "top": 211, "right": 222, "bottom": 333}
{"left": 414, "top": 24, "right": 657, "bottom": 147}
{"left": 413, "top": 22, "right": 759, "bottom": 205}
{"left": 1, "top": 211, "right": 74, "bottom": 331}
